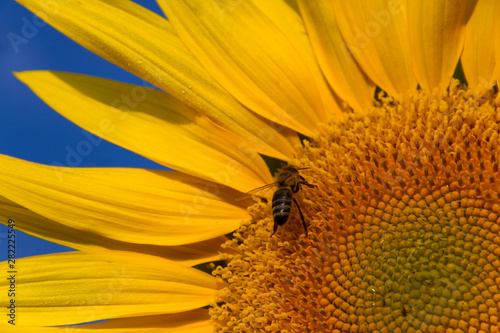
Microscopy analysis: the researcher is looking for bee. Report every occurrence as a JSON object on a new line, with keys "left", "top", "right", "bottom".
{"left": 246, "top": 165, "right": 315, "bottom": 236}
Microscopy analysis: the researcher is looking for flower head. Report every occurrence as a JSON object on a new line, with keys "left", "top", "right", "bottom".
{"left": 211, "top": 83, "right": 500, "bottom": 332}
{"left": 1, "top": 0, "right": 499, "bottom": 332}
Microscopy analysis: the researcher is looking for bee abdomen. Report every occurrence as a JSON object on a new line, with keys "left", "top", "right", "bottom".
{"left": 272, "top": 188, "right": 293, "bottom": 226}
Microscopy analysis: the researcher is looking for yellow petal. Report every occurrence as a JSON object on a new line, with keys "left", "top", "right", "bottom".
{"left": 407, "top": 0, "right": 478, "bottom": 91}
{"left": 493, "top": 0, "right": 500, "bottom": 83}
{"left": 298, "top": 0, "right": 376, "bottom": 111}
{"left": 0, "top": 196, "right": 225, "bottom": 266}
{"left": 158, "top": 0, "right": 342, "bottom": 135}
{"left": 243, "top": 0, "right": 344, "bottom": 122}
{"left": 332, "top": 0, "right": 417, "bottom": 96}
{"left": 462, "top": 0, "right": 498, "bottom": 91}
{"left": 0, "top": 154, "right": 249, "bottom": 246}
{"left": 0, "top": 251, "right": 218, "bottom": 326}
{"left": 0, "top": 310, "right": 212, "bottom": 332}
{"left": 0, "top": 326, "right": 56, "bottom": 332}
{"left": 15, "top": 71, "right": 273, "bottom": 192}
{"left": 14, "top": 0, "right": 298, "bottom": 160}
{"left": 67, "top": 310, "right": 211, "bottom": 332}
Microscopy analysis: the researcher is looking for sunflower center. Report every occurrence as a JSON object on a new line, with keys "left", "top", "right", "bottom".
{"left": 210, "top": 81, "right": 500, "bottom": 333}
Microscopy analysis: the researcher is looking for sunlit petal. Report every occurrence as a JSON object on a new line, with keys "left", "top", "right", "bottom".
{"left": 298, "top": 0, "right": 376, "bottom": 111}
{"left": 0, "top": 310, "right": 212, "bottom": 332}
{"left": 159, "top": 0, "right": 343, "bottom": 135}
{"left": 14, "top": 0, "right": 298, "bottom": 160}
{"left": 70, "top": 309, "right": 211, "bottom": 332}
{"left": 0, "top": 326, "right": 56, "bottom": 332}
{"left": 493, "top": 0, "right": 500, "bottom": 83}
{"left": 16, "top": 71, "right": 273, "bottom": 191}
{"left": 407, "top": 0, "right": 478, "bottom": 90}
{"left": 0, "top": 154, "right": 250, "bottom": 246}
{"left": 0, "top": 312, "right": 212, "bottom": 332}
{"left": 332, "top": 0, "right": 417, "bottom": 96}
{"left": 0, "top": 251, "right": 218, "bottom": 326}
{"left": 240, "top": 0, "right": 344, "bottom": 122}
{"left": 0, "top": 196, "right": 226, "bottom": 266}
{"left": 461, "top": 0, "right": 497, "bottom": 91}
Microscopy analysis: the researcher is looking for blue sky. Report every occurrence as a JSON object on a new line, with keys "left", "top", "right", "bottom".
{"left": 0, "top": 1, "right": 169, "bottom": 260}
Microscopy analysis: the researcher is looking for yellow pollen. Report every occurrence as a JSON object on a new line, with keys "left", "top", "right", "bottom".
{"left": 210, "top": 81, "right": 500, "bottom": 333}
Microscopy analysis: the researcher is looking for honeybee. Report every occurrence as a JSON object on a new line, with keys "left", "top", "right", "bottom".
{"left": 246, "top": 165, "right": 315, "bottom": 236}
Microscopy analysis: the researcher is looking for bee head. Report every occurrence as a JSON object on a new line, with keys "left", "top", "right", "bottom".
{"left": 276, "top": 165, "right": 308, "bottom": 187}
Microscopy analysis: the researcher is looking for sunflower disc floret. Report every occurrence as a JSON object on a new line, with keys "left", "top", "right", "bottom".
{"left": 211, "top": 82, "right": 500, "bottom": 333}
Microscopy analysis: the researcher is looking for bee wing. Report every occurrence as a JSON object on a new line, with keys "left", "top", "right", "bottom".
{"left": 246, "top": 182, "right": 276, "bottom": 197}
{"left": 235, "top": 182, "right": 275, "bottom": 202}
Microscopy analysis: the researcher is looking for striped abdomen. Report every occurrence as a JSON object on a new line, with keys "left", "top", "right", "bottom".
{"left": 272, "top": 188, "right": 293, "bottom": 226}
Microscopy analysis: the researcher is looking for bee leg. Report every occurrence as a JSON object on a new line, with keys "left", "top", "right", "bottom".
{"left": 293, "top": 197, "right": 308, "bottom": 235}
{"left": 270, "top": 221, "right": 278, "bottom": 236}
{"left": 298, "top": 177, "right": 316, "bottom": 189}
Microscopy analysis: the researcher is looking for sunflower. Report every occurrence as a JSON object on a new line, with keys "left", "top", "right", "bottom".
{"left": 1, "top": 0, "right": 500, "bottom": 332}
